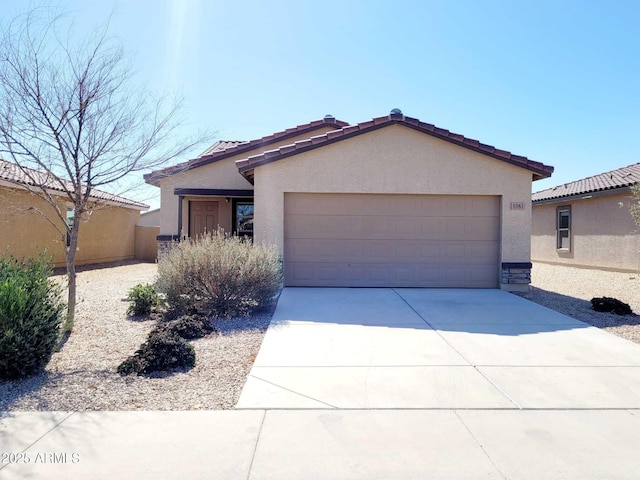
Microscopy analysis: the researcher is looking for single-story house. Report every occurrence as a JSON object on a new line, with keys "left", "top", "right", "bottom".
{"left": 0, "top": 159, "right": 149, "bottom": 268}
{"left": 145, "top": 110, "right": 553, "bottom": 291}
{"left": 532, "top": 162, "right": 640, "bottom": 272}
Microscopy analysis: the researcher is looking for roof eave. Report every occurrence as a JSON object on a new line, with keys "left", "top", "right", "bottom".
{"left": 0, "top": 178, "right": 148, "bottom": 209}
{"left": 237, "top": 117, "right": 554, "bottom": 180}
{"left": 143, "top": 172, "right": 162, "bottom": 187}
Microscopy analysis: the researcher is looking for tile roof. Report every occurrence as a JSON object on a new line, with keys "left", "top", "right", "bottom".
{"left": 0, "top": 159, "right": 149, "bottom": 209}
{"left": 144, "top": 116, "right": 349, "bottom": 186}
{"left": 236, "top": 110, "right": 554, "bottom": 183}
{"left": 532, "top": 162, "right": 640, "bottom": 203}
{"left": 199, "top": 140, "right": 246, "bottom": 157}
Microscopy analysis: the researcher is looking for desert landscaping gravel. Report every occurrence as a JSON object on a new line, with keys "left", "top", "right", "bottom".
{"left": 516, "top": 262, "right": 640, "bottom": 344}
{"left": 0, "top": 262, "right": 274, "bottom": 411}
{"left": 3, "top": 261, "right": 640, "bottom": 411}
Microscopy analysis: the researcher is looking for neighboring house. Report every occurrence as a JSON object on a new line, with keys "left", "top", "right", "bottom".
{"left": 532, "top": 162, "right": 640, "bottom": 272}
{"left": 145, "top": 110, "right": 553, "bottom": 290}
{"left": 0, "top": 159, "right": 148, "bottom": 268}
{"left": 139, "top": 208, "right": 161, "bottom": 227}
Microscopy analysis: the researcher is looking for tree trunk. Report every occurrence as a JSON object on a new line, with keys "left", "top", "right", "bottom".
{"left": 59, "top": 221, "right": 80, "bottom": 348}
{"left": 66, "top": 255, "right": 76, "bottom": 330}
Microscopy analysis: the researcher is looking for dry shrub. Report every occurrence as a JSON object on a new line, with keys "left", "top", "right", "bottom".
{"left": 157, "top": 231, "right": 281, "bottom": 318}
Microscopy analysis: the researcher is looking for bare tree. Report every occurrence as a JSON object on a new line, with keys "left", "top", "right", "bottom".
{"left": 0, "top": 8, "right": 205, "bottom": 338}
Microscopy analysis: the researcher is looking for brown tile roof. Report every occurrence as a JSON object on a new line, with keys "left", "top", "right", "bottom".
{"left": 144, "top": 116, "right": 349, "bottom": 186}
{"left": 236, "top": 110, "right": 554, "bottom": 183}
{"left": 0, "top": 159, "right": 149, "bottom": 209}
{"left": 532, "top": 162, "right": 640, "bottom": 203}
{"left": 199, "top": 140, "right": 246, "bottom": 157}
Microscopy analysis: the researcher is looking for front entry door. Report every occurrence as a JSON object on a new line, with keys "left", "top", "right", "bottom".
{"left": 189, "top": 201, "right": 219, "bottom": 237}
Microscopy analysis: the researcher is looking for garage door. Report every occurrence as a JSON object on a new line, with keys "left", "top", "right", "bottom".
{"left": 284, "top": 193, "right": 500, "bottom": 288}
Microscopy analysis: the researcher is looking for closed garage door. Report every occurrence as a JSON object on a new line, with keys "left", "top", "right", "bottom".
{"left": 284, "top": 193, "right": 500, "bottom": 288}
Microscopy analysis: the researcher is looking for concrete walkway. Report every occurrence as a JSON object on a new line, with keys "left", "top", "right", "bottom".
{"left": 4, "top": 288, "right": 640, "bottom": 479}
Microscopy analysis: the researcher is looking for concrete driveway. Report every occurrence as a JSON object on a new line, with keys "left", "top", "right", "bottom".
{"left": 237, "top": 288, "right": 640, "bottom": 409}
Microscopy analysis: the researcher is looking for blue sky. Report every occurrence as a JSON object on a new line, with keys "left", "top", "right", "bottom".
{"left": 2, "top": 0, "right": 639, "bottom": 209}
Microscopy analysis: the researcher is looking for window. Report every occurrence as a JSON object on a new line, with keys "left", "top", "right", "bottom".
{"left": 556, "top": 206, "right": 571, "bottom": 250}
{"left": 234, "top": 201, "right": 254, "bottom": 238}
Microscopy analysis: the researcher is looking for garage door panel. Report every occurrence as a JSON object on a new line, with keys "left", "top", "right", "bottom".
{"left": 284, "top": 194, "right": 350, "bottom": 214}
{"left": 470, "top": 217, "right": 500, "bottom": 239}
{"left": 287, "top": 215, "right": 398, "bottom": 239}
{"left": 286, "top": 239, "right": 497, "bottom": 264}
{"left": 468, "top": 217, "right": 501, "bottom": 240}
{"left": 345, "top": 195, "right": 493, "bottom": 217}
{"left": 416, "top": 196, "right": 498, "bottom": 216}
{"left": 467, "top": 242, "right": 500, "bottom": 262}
{"left": 288, "top": 215, "right": 498, "bottom": 242}
{"left": 439, "top": 196, "right": 469, "bottom": 215}
{"left": 286, "top": 194, "right": 499, "bottom": 218}
{"left": 469, "top": 198, "right": 500, "bottom": 216}
{"left": 444, "top": 217, "right": 500, "bottom": 241}
{"left": 284, "top": 193, "right": 500, "bottom": 288}
{"left": 287, "top": 262, "right": 498, "bottom": 288}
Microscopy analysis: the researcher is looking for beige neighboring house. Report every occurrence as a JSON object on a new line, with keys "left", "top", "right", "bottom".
{"left": 139, "top": 208, "right": 161, "bottom": 227}
{"left": 532, "top": 162, "right": 640, "bottom": 272}
{"left": 0, "top": 159, "right": 148, "bottom": 268}
{"left": 145, "top": 110, "right": 553, "bottom": 291}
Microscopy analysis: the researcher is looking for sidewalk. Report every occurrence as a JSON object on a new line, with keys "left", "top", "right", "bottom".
{"left": 3, "top": 408, "right": 640, "bottom": 479}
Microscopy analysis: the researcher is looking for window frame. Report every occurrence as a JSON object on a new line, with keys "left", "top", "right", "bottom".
{"left": 232, "top": 199, "right": 254, "bottom": 239}
{"left": 556, "top": 205, "right": 571, "bottom": 251}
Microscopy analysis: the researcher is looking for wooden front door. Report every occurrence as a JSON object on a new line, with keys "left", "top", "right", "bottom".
{"left": 189, "top": 201, "right": 219, "bottom": 237}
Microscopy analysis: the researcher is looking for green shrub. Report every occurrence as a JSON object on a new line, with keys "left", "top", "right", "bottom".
{"left": 117, "top": 330, "right": 195, "bottom": 376}
{"left": 159, "top": 314, "right": 214, "bottom": 340}
{"left": 157, "top": 231, "right": 281, "bottom": 318}
{"left": 127, "top": 283, "right": 160, "bottom": 316}
{"left": 0, "top": 254, "right": 65, "bottom": 379}
{"left": 590, "top": 297, "right": 633, "bottom": 315}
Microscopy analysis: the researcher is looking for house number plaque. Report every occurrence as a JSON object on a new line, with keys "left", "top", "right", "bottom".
{"left": 510, "top": 202, "right": 525, "bottom": 210}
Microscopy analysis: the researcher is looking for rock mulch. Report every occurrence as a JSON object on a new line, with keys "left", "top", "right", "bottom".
{"left": 0, "top": 262, "right": 274, "bottom": 411}
{"left": 515, "top": 262, "right": 640, "bottom": 344}
{"left": 5, "top": 260, "right": 640, "bottom": 411}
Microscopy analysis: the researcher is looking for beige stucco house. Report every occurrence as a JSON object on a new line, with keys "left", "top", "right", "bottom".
{"left": 0, "top": 159, "right": 148, "bottom": 268}
{"left": 532, "top": 162, "right": 640, "bottom": 272}
{"left": 145, "top": 110, "right": 553, "bottom": 291}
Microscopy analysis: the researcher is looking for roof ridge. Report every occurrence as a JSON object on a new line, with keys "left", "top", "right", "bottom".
{"left": 237, "top": 110, "right": 553, "bottom": 182}
{"left": 145, "top": 115, "right": 349, "bottom": 185}
{"left": 576, "top": 162, "right": 640, "bottom": 182}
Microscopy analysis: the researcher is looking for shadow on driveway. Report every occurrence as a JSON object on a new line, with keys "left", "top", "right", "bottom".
{"left": 269, "top": 287, "right": 591, "bottom": 336}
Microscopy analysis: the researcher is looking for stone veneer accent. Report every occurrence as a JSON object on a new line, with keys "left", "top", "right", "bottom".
{"left": 156, "top": 235, "right": 181, "bottom": 258}
{"left": 501, "top": 262, "right": 532, "bottom": 285}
